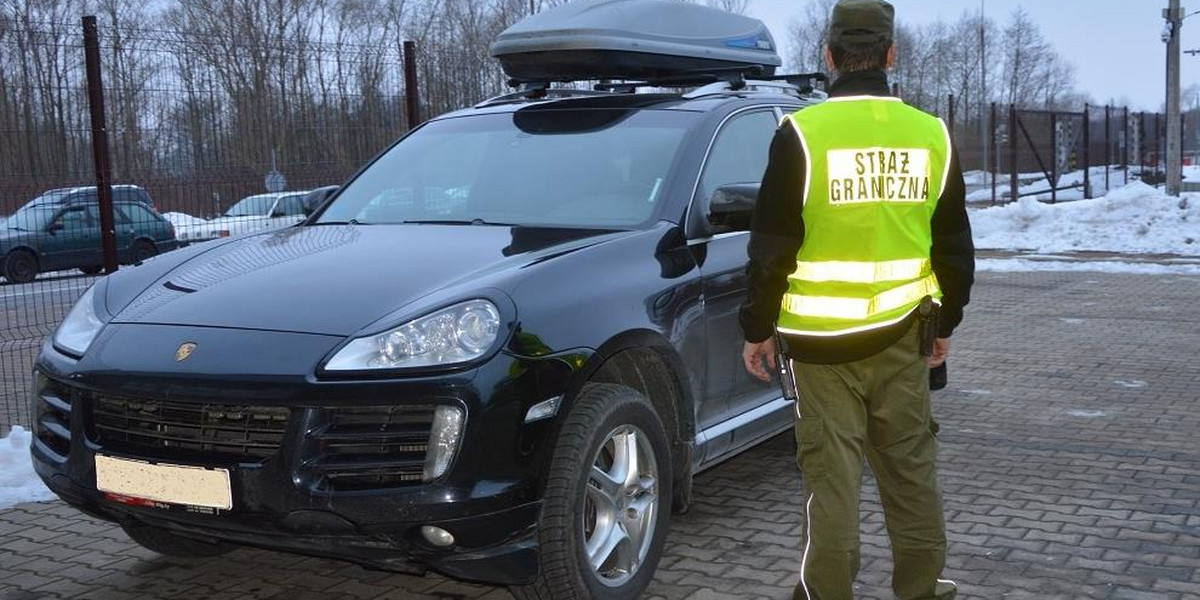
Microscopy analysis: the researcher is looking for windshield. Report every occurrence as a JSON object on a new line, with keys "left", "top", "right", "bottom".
{"left": 225, "top": 194, "right": 277, "bottom": 217}
{"left": 7, "top": 205, "right": 58, "bottom": 231}
{"left": 317, "top": 109, "right": 697, "bottom": 228}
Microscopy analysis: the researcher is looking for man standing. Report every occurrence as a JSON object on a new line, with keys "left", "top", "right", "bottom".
{"left": 740, "top": 1, "right": 974, "bottom": 599}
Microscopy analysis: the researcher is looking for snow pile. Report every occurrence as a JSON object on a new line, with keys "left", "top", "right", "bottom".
{"left": 162, "top": 212, "right": 208, "bottom": 228}
{"left": 971, "top": 182, "right": 1199, "bottom": 256}
{"left": 0, "top": 427, "right": 56, "bottom": 509}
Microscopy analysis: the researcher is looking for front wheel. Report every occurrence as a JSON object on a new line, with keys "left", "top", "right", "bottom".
{"left": 512, "top": 384, "right": 672, "bottom": 600}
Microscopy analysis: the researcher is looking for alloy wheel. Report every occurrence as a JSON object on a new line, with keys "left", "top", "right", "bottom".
{"left": 582, "top": 424, "right": 659, "bottom": 588}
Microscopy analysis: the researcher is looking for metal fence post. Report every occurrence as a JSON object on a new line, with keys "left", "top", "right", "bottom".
{"left": 1083, "top": 104, "right": 1091, "bottom": 199}
{"left": 1155, "top": 112, "right": 1162, "bottom": 178}
{"left": 990, "top": 101, "right": 998, "bottom": 205}
{"left": 1105, "top": 105, "right": 1111, "bottom": 192}
{"left": 1050, "top": 111, "right": 1058, "bottom": 204}
{"left": 83, "top": 15, "right": 118, "bottom": 274}
{"left": 1141, "top": 112, "right": 1148, "bottom": 178}
{"left": 1124, "top": 107, "right": 1130, "bottom": 184}
{"left": 1009, "top": 104, "right": 1018, "bottom": 204}
{"left": 403, "top": 40, "right": 420, "bottom": 130}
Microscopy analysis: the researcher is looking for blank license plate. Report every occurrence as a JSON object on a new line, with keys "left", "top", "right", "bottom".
{"left": 95, "top": 455, "right": 232, "bottom": 510}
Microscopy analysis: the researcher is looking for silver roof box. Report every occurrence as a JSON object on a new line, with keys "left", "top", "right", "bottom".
{"left": 491, "top": 0, "right": 781, "bottom": 83}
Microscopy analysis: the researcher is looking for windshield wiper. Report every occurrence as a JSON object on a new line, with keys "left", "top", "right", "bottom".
{"left": 313, "top": 219, "right": 362, "bottom": 226}
{"left": 400, "top": 219, "right": 517, "bottom": 227}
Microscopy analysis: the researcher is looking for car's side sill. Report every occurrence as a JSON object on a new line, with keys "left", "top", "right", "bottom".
{"left": 693, "top": 397, "right": 795, "bottom": 474}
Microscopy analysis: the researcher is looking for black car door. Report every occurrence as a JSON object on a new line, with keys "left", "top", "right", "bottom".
{"left": 691, "top": 107, "right": 782, "bottom": 455}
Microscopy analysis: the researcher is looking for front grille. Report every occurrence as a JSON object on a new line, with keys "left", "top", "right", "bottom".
{"left": 305, "top": 405, "right": 436, "bottom": 492}
{"left": 34, "top": 376, "right": 74, "bottom": 458}
{"left": 89, "top": 395, "right": 290, "bottom": 460}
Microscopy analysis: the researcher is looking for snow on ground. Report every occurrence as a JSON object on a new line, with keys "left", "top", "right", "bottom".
{"left": 0, "top": 427, "right": 56, "bottom": 509}
{"left": 162, "top": 211, "right": 208, "bottom": 228}
{"left": 971, "top": 181, "right": 1198, "bottom": 257}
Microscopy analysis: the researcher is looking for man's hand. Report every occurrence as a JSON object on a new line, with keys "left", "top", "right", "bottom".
{"left": 743, "top": 338, "right": 778, "bottom": 383}
{"left": 928, "top": 337, "right": 950, "bottom": 368}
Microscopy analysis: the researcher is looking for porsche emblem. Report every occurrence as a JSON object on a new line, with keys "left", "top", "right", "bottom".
{"left": 175, "top": 343, "right": 197, "bottom": 362}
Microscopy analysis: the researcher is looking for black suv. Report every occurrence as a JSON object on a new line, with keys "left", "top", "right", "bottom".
{"left": 31, "top": 78, "right": 822, "bottom": 598}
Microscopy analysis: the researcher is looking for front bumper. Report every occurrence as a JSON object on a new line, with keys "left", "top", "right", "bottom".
{"left": 29, "top": 324, "right": 579, "bottom": 585}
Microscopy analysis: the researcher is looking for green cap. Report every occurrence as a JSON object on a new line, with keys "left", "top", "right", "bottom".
{"left": 828, "top": 0, "right": 895, "bottom": 45}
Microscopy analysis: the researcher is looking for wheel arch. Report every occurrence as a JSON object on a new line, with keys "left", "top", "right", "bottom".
{"left": 560, "top": 329, "right": 697, "bottom": 513}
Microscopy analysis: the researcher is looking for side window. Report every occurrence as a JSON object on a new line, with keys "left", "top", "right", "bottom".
{"left": 698, "top": 110, "right": 779, "bottom": 203}
{"left": 54, "top": 206, "right": 90, "bottom": 233}
{"left": 122, "top": 204, "right": 158, "bottom": 226}
{"left": 112, "top": 204, "right": 132, "bottom": 225}
{"left": 276, "top": 196, "right": 305, "bottom": 217}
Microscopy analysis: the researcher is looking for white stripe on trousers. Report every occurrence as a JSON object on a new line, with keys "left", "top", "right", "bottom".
{"left": 799, "top": 493, "right": 814, "bottom": 600}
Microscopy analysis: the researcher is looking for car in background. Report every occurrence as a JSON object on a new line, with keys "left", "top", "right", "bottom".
{"left": 17, "top": 185, "right": 158, "bottom": 213}
{"left": 1, "top": 199, "right": 177, "bottom": 283}
{"left": 173, "top": 191, "right": 310, "bottom": 245}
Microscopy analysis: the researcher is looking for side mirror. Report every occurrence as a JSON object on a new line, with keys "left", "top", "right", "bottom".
{"left": 707, "top": 183, "right": 759, "bottom": 234}
{"left": 47, "top": 222, "right": 65, "bottom": 233}
{"left": 303, "top": 185, "right": 340, "bottom": 217}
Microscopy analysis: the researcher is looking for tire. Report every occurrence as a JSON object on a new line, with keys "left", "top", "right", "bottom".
{"left": 121, "top": 523, "right": 231, "bottom": 558}
{"left": 131, "top": 240, "right": 157, "bottom": 263}
{"left": 79, "top": 266, "right": 103, "bottom": 276}
{"left": 512, "top": 384, "right": 673, "bottom": 600}
{"left": 2, "top": 250, "right": 38, "bottom": 284}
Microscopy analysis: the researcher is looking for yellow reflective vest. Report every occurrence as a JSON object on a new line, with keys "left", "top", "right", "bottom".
{"left": 777, "top": 96, "right": 950, "bottom": 337}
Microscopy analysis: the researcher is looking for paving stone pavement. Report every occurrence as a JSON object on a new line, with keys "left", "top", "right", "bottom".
{"left": 2, "top": 269, "right": 1199, "bottom": 600}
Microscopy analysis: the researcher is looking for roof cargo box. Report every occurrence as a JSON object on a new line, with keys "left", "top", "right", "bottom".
{"left": 491, "top": 0, "right": 781, "bottom": 83}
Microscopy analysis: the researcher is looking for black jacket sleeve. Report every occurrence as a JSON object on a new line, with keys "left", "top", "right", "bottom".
{"left": 738, "top": 123, "right": 806, "bottom": 343}
{"left": 930, "top": 144, "right": 975, "bottom": 337}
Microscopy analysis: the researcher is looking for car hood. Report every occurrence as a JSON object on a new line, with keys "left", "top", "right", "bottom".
{"left": 107, "top": 224, "right": 628, "bottom": 336}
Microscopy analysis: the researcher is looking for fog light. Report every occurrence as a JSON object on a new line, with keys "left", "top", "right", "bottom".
{"left": 423, "top": 405, "right": 464, "bottom": 482}
{"left": 421, "top": 526, "right": 455, "bottom": 548}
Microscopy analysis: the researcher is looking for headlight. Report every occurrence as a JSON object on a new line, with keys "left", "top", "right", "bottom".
{"left": 53, "top": 285, "right": 107, "bottom": 356}
{"left": 325, "top": 299, "right": 502, "bottom": 371}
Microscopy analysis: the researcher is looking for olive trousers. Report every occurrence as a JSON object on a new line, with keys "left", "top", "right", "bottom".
{"left": 790, "top": 325, "right": 955, "bottom": 600}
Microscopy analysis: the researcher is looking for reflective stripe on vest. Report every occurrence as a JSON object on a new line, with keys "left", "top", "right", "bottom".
{"left": 776, "top": 97, "right": 949, "bottom": 338}
{"left": 790, "top": 258, "right": 931, "bottom": 284}
{"left": 784, "top": 274, "right": 940, "bottom": 321}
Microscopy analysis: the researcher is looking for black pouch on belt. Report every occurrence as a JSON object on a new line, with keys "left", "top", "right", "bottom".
{"left": 774, "top": 333, "right": 798, "bottom": 402}
{"left": 917, "top": 296, "right": 938, "bottom": 357}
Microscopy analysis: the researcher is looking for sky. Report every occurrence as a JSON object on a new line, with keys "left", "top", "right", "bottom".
{"left": 744, "top": 0, "right": 1197, "bottom": 111}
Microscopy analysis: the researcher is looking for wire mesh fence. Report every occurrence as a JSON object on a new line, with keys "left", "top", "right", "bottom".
{"left": 1, "top": 16, "right": 418, "bottom": 433}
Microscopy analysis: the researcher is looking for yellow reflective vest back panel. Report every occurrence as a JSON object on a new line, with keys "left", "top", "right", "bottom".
{"left": 778, "top": 96, "right": 950, "bottom": 337}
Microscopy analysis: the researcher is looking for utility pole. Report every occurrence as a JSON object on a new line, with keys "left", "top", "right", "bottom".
{"left": 1165, "top": 0, "right": 1183, "bottom": 196}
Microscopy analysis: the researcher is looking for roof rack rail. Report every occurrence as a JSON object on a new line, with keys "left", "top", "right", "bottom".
{"left": 476, "top": 83, "right": 619, "bottom": 108}
{"left": 684, "top": 72, "right": 828, "bottom": 99}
